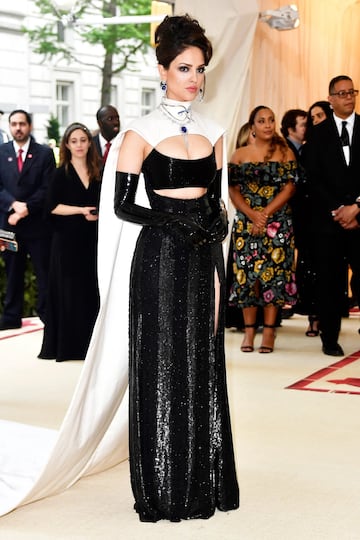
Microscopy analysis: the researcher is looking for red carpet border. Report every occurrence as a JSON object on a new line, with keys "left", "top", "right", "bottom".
{"left": 0, "top": 317, "right": 44, "bottom": 341}
{"left": 286, "top": 350, "right": 360, "bottom": 395}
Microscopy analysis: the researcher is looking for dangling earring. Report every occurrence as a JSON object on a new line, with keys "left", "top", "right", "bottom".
{"left": 160, "top": 80, "right": 167, "bottom": 93}
{"left": 198, "top": 77, "right": 206, "bottom": 102}
{"left": 252, "top": 131, "right": 256, "bottom": 137}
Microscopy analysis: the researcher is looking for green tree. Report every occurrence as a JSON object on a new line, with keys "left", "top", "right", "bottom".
{"left": 24, "top": 0, "right": 153, "bottom": 106}
{"left": 46, "top": 113, "right": 60, "bottom": 143}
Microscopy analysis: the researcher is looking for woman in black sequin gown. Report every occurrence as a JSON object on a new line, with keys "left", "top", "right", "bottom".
{"left": 113, "top": 15, "right": 239, "bottom": 522}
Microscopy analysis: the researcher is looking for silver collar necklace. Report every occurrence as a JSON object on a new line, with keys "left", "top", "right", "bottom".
{"left": 158, "top": 97, "right": 193, "bottom": 135}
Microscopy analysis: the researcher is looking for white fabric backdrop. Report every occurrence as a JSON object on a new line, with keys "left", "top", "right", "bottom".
{"left": 175, "top": 0, "right": 259, "bottom": 155}
{"left": 251, "top": 0, "right": 360, "bottom": 122}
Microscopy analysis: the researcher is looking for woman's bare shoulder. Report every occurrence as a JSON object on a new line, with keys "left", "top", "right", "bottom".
{"left": 117, "top": 130, "right": 149, "bottom": 173}
{"left": 229, "top": 146, "right": 250, "bottom": 164}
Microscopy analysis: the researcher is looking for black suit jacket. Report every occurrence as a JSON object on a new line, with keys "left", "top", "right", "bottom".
{"left": 93, "top": 133, "right": 102, "bottom": 160}
{"left": 93, "top": 133, "right": 115, "bottom": 177}
{"left": 286, "top": 137, "right": 302, "bottom": 161}
{"left": 0, "top": 139, "right": 56, "bottom": 237}
{"left": 303, "top": 113, "right": 360, "bottom": 232}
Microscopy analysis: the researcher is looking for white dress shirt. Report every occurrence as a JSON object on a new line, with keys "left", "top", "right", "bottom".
{"left": 333, "top": 111, "right": 355, "bottom": 166}
{"left": 13, "top": 139, "right": 30, "bottom": 163}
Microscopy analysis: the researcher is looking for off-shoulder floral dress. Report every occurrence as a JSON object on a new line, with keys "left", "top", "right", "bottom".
{"left": 228, "top": 161, "right": 299, "bottom": 308}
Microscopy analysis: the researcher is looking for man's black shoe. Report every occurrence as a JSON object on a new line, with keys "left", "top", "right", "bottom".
{"left": 0, "top": 322, "right": 22, "bottom": 331}
{"left": 322, "top": 343, "right": 344, "bottom": 356}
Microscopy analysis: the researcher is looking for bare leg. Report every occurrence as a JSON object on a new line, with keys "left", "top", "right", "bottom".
{"left": 259, "top": 305, "right": 278, "bottom": 353}
{"left": 241, "top": 306, "right": 258, "bottom": 352}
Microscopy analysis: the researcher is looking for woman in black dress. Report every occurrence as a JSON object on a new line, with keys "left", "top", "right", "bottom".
{"left": 114, "top": 15, "right": 239, "bottom": 522}
{"left": 294, "top": 101, "right": 332, "bottom": 336}
{"left": 39, "top": 123, "right": 100, "bottom": 361}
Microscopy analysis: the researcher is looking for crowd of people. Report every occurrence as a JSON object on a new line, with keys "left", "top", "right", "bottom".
{"left": 0, "top": 105, "right": 120, "bottom": 362}
{"left": 226, "top": 79, "right": 360, "bottom": 357}
{"left": 3, "top": 88, "right": 357, "bottom": 359}
{"left": 0, "top": 11, "right": 359, "bottom": 522}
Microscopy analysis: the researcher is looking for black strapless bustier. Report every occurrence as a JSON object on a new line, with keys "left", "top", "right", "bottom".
{"left": 114, "top": 148, "right": 227, "bottom": 247}
{"left": 142, "top": 148, "right": 216, "bottom": 190}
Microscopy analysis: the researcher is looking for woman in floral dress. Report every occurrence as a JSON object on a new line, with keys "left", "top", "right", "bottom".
{"left": 228, "top": 105, "right": 299, "bottom": 353}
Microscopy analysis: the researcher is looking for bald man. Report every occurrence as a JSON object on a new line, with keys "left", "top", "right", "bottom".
{"left": 93, "top": 105, "right": 120, "bottom": 171}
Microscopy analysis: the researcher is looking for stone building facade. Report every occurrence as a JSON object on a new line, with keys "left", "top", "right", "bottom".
{"left": 0, "top": 1, "right": 160, "bottom": 142}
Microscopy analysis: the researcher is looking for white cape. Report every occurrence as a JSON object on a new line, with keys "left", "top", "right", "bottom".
{"left": 0, "top": 111, "right": 228, "bottom": 517}
{"left": 0, "top": 133, "right": 136, "bottom": 516}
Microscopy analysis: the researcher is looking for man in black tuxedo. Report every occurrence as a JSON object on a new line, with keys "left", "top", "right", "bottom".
{"left": 280, "top": 109, "right": 308, "bottom": 320}
{"left": 280, "top": 108, "right": 307, "bottom": 160}
{"left": 93, "top": 105, "right": 120, "bottom": 173}
{"left": 0, "top": 109, "right": 56, "bottom": 329}
{"left": 303, "top": 75, "right": 360, "bottom": 356}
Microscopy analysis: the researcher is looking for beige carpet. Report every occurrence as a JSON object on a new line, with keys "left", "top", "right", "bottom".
{"left": 1, "top": 315, "right": 360, "bottom": 539}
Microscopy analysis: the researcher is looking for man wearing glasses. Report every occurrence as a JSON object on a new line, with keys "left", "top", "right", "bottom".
{"left": 303, "top": 75, "right": 360, "bottom": 356}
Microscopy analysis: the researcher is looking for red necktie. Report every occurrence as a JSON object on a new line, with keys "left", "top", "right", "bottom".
{"left": 17, "top": 148, "right": 23, "bottom": 172}
{"left": 103, "top": 141, "right": 111, "bottom": 163}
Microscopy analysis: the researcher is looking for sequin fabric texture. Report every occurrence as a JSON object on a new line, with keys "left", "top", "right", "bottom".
{"left": 228, "top": 161, "right": 299, "bottom": 308}
{"left": 128, "top": 152, "right": 239, "bottom": 522}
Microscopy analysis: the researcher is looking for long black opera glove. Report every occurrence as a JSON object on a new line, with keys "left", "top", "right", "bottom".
{"left": 206, "top": 169, "right": 228, "bottom": 243}
{"left": 114, "top": 172, "right": 210, "bottom": 246}
{"left": 114, "top": 171, "right": 228, "bottom": 246}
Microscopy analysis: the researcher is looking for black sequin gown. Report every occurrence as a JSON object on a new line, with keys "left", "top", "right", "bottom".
{"left": 128, "top": 149, "right": 239, "bottom": 522}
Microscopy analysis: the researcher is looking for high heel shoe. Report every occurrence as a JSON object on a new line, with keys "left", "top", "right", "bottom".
{"left": 241, "top": 324, "right": 256, "bottom": 353}
{"left": 259, "top": 324, "right": 276, "bottom": 353}
{"left": 305, "top": 315, "right": 319, "bottom": 337}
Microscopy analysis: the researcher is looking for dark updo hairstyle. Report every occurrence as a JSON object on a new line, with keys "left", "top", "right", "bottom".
{"left": 60, "top": 122, "right": 100, "bottom": 183}
{"left": 308, "top": 100, "right": 331, "bottom": 122}
{"left": 249, "top": 105, "right": 288, "bottom": 161}
{"left": 305, "top": 100, "right": 331, "bottom": 139}
{"left": 155, "top": 14, "right": 213, "bottom": 68}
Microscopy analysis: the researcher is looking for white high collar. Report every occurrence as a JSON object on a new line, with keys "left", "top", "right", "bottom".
{"left": 158, "top": 97, "right": 193, "bottom": 127}
{"left": 126, "top": 104, "right": 224, "bottom": 149}
{"left": 161, "top": 97, "right": 192, "bottom": 109}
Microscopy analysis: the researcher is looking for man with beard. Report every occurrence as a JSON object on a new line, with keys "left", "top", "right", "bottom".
{"left": 0, "top": 109, "right": 56, "bottom": 329}
{"left": 93, "top": 105, "right": 120, "bottom": 174}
